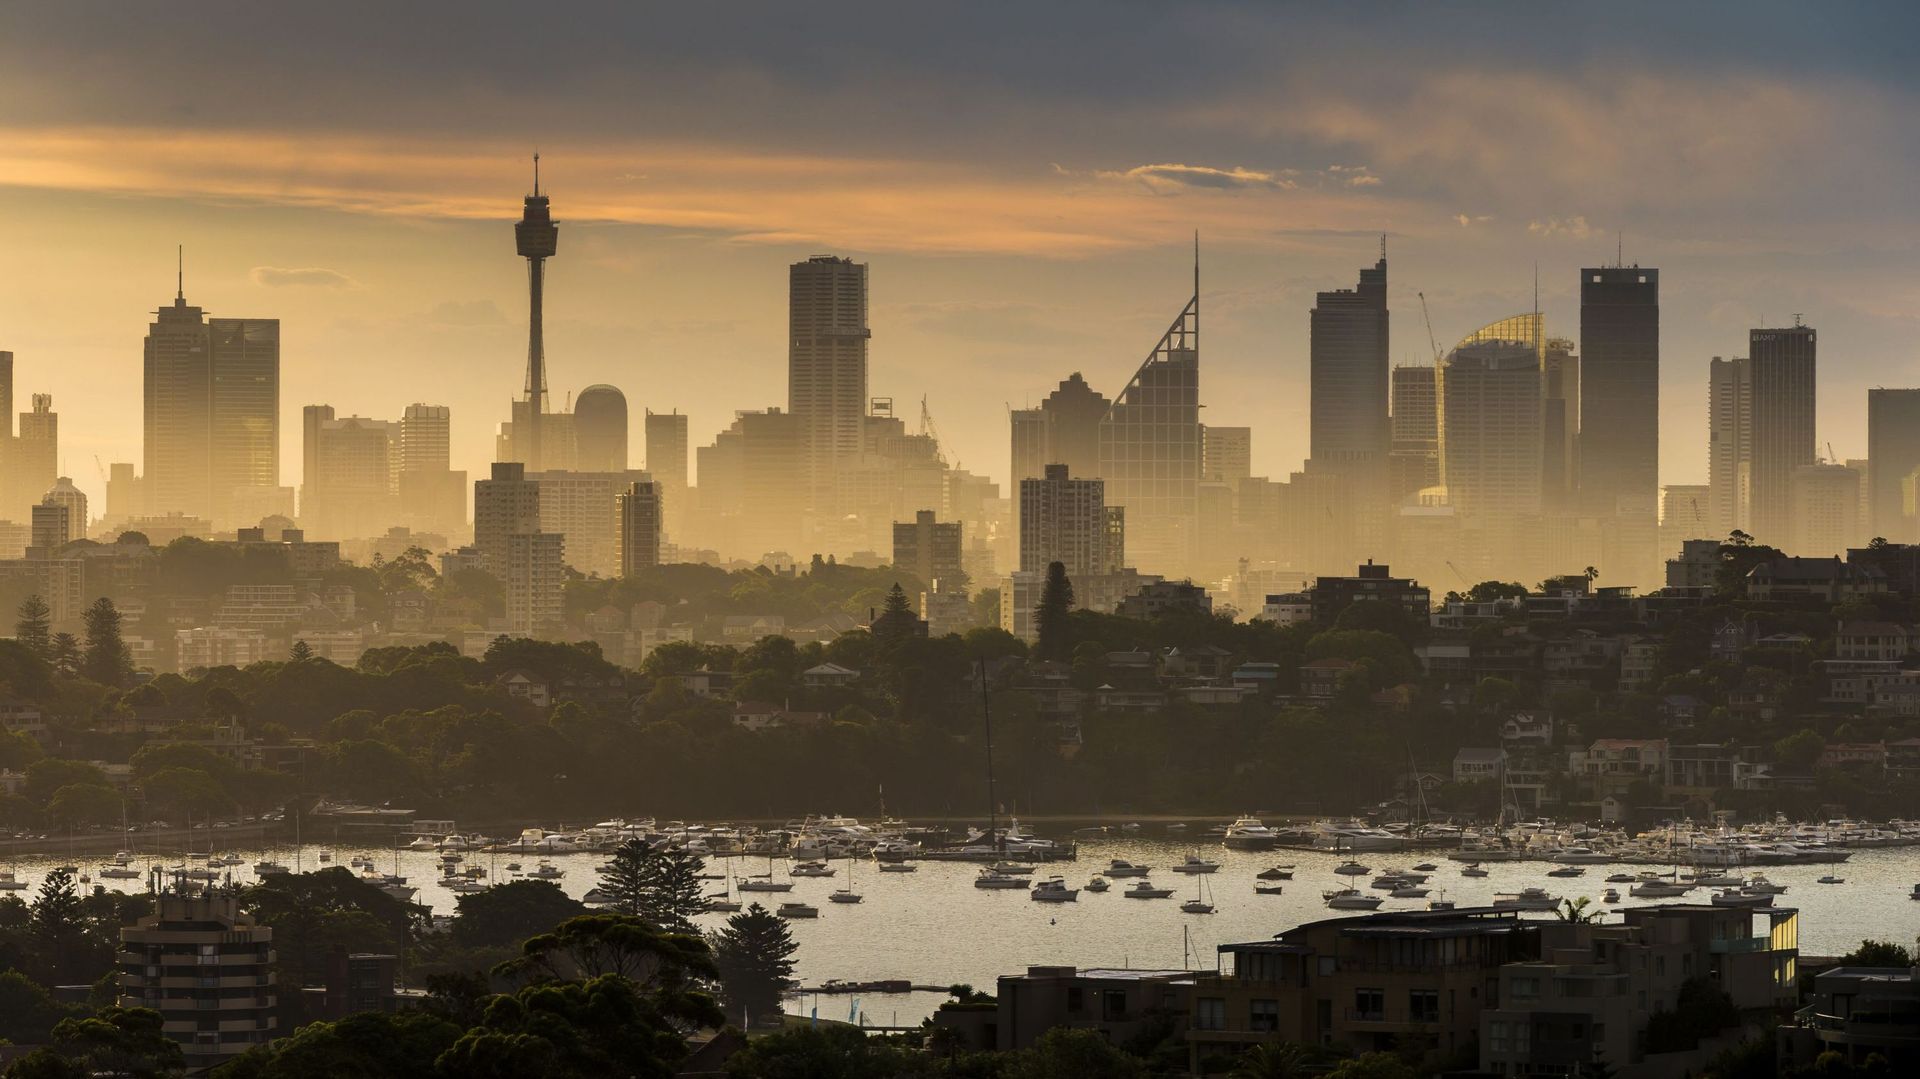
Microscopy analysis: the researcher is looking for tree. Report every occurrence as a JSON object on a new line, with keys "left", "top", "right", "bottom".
{"left": 24, "top": 1007, "right": 183, "bottom": 1079}
{"left": 214, "top": 1008, "right": 462, "bottom": 1079}
{"left": 597, "top": 839, "right": 651, "bottom": 918}
{"left": 289, "top": 639, "right": 315, "bottom": 662}
{"left": 1034, "top": 561, "right": 1075, "bottom": 662}
{"left": 635, "top": 847, "right": 708, "bottom": 936}
{"left": 1228, "top": 1042, "right": 1312, "bottom": 1079}
{"left": 501, "top": 913, "right": 715, "bottom": 988}
{"left": 720, "top": 1024, "right": 914, "bottom": 1079}
{"left": 1323, "top": 1052, "right": 1416, "bottom": 1079}
{"left": 45, "top": 783, "right": 120, "bottom": 831}
{"left": 1557, "top": 896, "right": 1600, "bottom": 924}
{"left": 29, "top": 869, "right": 87, "bottom": 985}
{"left": 48, "top": 633, "right": 79, "bottom": 677}
{"left": 451, "top": 880, "right": 588, "bottom": 951}
{"left": 1005, "top": 1027, "right": 1147, "bottom": 1079}
{"left": 869, "top": 583, "right": 921, "bottom": 644}
{"left": 81, "top": 598, "right": 131, "bottom": 686}
{"left": 710, "top": 902, "right": 797, "bottom": 1024}
{"left": 1837, "top": 939, "right": 1914, "bottom": 967}
{"left": 1774, "top": 729, "right": 1827, "bottom": 772}
{"left": 437, "top": 972, "right": 721, "bottom": 1079}
{"left": 14, "top": 596, "right": 50, "bottom": 659}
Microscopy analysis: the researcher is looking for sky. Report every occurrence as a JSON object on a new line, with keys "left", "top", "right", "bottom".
{"left": 2, "top": 2, "right": 1918, "bottom": 508}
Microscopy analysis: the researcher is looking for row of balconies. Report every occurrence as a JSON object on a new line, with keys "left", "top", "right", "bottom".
{"left": 120, "top": 972, "right": 273, "bottom": 990}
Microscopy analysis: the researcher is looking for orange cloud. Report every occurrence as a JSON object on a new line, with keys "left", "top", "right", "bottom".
{"left": 0, "top": 126, "right": 1407, "bottom": 257}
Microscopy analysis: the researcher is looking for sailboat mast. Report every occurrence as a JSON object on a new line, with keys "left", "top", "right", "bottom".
{"left": 977, "top": 658, "right": 1000, "bottom": 851}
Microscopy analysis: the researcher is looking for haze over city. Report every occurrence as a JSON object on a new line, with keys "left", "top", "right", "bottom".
{"left": 4, "top": 2, "right": 1918, "bottom": 512}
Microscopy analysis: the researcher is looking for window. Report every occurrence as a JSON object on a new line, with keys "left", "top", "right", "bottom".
{"left": 1410, "top": 990, "right": 1440, "bottom": 1024}
{"left": 1510, "top": 977, "right": 1539, "bottom": 1000}
{"left": 1354, "top": 988, "right": 1385, "bottom": 1020}
{"left": 1250, "top": 999, "right": 1280, "bottom": 1033}
{"left": 1319, "top": 956, "right": 1337, "bottom": 976}
{"left": 1490, "top": 1020, "right": 1510, "bottom": 1053}
{"left": 1194, "top": 997, "right": 1226, "bottom": 1031}
{"left": 1065, "top": 987, "right": 1083, "bottom": 1012}
{"left": 1102, "top": 990, "right": 1128, "bottom": 1020}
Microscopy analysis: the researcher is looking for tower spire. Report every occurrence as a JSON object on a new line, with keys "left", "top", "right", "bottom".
{"left": 176, "top": 244, "right": 184, "bottom": 301}
{"left": 1192, "top": 230, "right": 1199, "bottom": 305}
{"left": 533, "top": 151, "right": 540, "bottom": 197}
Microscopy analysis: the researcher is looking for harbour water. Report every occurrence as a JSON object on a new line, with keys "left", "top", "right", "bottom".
{"left": 11, "top": 836, "right": 1920, "bottom": 1027}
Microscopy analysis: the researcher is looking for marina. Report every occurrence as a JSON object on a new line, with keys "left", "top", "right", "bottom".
{"left": 11, "top": 816, "right": 1920, "bottom": 1026}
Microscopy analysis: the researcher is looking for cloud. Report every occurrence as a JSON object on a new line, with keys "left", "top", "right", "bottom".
{"left": 424, "top": 299, "right": 506, "bottom": 326}
{"left": 1098, "top": 163, "right": 1297, "bottom": 192}
{"left": 1453, "top": 213, "right": 1493, "bottom": 227}
{"left": 250, "top": 265, "right": 356, "bottom": 288}
{"left": 1327, "top": 164, "right": 1381, "bottom": 187}
{"left": 1527, "top": 215, "right": 1598, "bottom": 239}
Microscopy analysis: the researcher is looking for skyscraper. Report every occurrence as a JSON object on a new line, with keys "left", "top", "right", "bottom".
{"left": 1437, "top": 320, "right": 1543, "bottom": 520}
{"left": 10, "top": 395, "right": 56, "bottom": 520}
{"left": 1010, "top": 373, "right": 1111, "bottom": 489}
{"left": 208, "top": 317, "right": 280, "bottom": 525}
{"left": 144, "top": 271, "right": 212, "bottom": 519}
{"left": 1867, "top": 388, "right": 1920, "bottom": 543}
{"left": 1309, "top": 252, "right": 1390, "bottom": 480}
{"left": 513, "top": 155, "right": 559, "bottom": 470}
{"left": 788, "top": 255, "right": 869, "bottom": 513}
{"left": 42, "top": 477, "right": 87, "bottom": 542}
{"left": 399, "top": 403, "right": 451, "bottom": 473}
{"left": 573, "top": 384, "right": 628, "bottom": 471}
{"left": 618, "top": 480, "right": 662, "bottom": 575}
{"left": 893, "top": 509, "right": 965, "bottom": 588}
{"left": 0, "top": 351, "right": 12, "bottom": 442}
{"left": 1541, "top": 338, "right": 1580, "bottom": 512}
{"left": 1707, "top": 356, "right": 1752, "bottom": 541}
{"left": 1097, "top": 261, "right": 1200, "bottom": 575}
{"left": 645, "top": 410, "right": 689, "bottom": 491}
{"left": 398, "top": 403, "right": 466, "bottom": 537}
{"left": 1748, "top": 325, "right": 1816, "bottom": 547}
{"left": 1578, "top": 266, "right": 1659, "bottom": 514}
{"left": 142, "top": 260, "right": 279, "bottom": 525}
{"left": 303, "top": 412, "right": 398, "bottom": 540}
{"left": 1388, "top": 364, "right": 1439, "bottom": 499}
{"left": 505, "top": 531, "right": 565, "bottom": 638}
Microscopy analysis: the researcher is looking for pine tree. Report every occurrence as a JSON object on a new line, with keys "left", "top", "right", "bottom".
{"left": 597, "top": 838, "right": 651, "bottom": 917}
{"left": 48, "top": 633, "right": 80, "bottom": 676}
{"left": 81, "top": 598, "right": 131, "bottom": 687}
{"left": 289, "top": 639, "right": 315, "bottom": 662}
{"left": 711, "top": 902, "right": 798, "bottom": 1024}
{"left": 638, "top": 846, "right": 709, "bottom": 936}
{"left": 14, "top": 595, "right": 50, "bottom": 658}
{"left": 30, "top": 868, "right": 86, "bottom": 985}
{"left": 1034, "top": 560, "right": 1075, "bottom": 661}
{"left": 870, "top": 582, "right": 920, "bottom": 643}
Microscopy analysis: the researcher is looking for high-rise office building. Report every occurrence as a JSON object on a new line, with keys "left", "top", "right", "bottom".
{"left": 1201, "top": 426, "right": 1252, "bottom": 485}
{"left": 142, "top": 265, "right": 279, "bottom": 525}
{"left": 8, "top": 394, "right": 57, "bottom": 519}
{"left": 399, "top": 403, "right": 451, "bottom": 473}
{"left": 893, "top": 509, "right": 965, "bottom": 588}
{"left": 1748, "top": 325, "right": 1817, "bottom": 546}
{"left": 788, "top": 255, "right": 869, "bottom": 513}
{"left": 693, "top": 407, "right": 804, "bottom": 558}
{"left": 1578, "top": 266, "right": 1659, "bottom": 515}
{"left": 1541, "top": 338, "right": 1580, "bottom": 512}
{"left": 208, "top": 318, "right": 280, "bottom": 524}
{"left": 1791, "top": 462, "right": 1861, "bottom": 557}
{"left": 1309, "top": 253, "right": 1390, "bottom": 481}
{"left": 1708, "top": 356, "right": 1753, "bottom": 540}
{"left": 1389, "top": 364, "right": 1439, "bottom": 500}
{"left": 1097, "top": 266, "right": 1200, "bottom": 575}
{"left": 106, "top": 462, "right": 146, "bottom": 523}
{"left": 0, "top": 351, "right": 11, "bottom": 442}
{"left": 531, "top": 469, "right": 648, "bottom": 577}
{"left": 1437, "top": 319, "right": 1543, "bottom": 519}
{"left": 473, "top": 462, "right": 541, "bottom": 578}
{"left": 574, "top": 384, "right": 628, "bottom": 471}
{"left": 1867, "top": 388, "right": 1920, "bottom": 543}
{"left": 302, "top": 412, "right": 398, "bottom": 540}
{"left": 644, "top": 410, "right": 689, "bottom": 492}
{"left": 618, "top": 480, "right": 662, "bottom": 575}
{"left": 1010, "top": 372, "right": 1111, "bottom": 488}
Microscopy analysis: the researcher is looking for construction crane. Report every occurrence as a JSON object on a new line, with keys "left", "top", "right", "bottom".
{"left": 919, "top": 395, "right": 951, "bottom": 468}
{"left": 1417, "top": 292, "right": 1443, "bottom": 363}
{"left": 93, "top": 455, "right": 109, "bottom": 486}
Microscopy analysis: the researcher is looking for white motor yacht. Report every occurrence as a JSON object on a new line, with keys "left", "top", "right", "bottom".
{"left": 737, "top": 877, "right": 794, "bottom": 893}
{"left": 789, "top": 860, "right": 836, "bottom": 878}
{"left": 1492, "top": 887, "right": 1560, "bottom": 911}
{"left": 1323, "top": 888, "right": 1383, "bottom": 910}
{"left": 1086, "top": 876, "right": 1110, "bottom": 893}
{"left": 878, "top": 862, "right": 918, "bottom": 873}
{"left": 525, "top": 861, "right": 564, "bottom": 880}
{"left": 99, "top": 864, "right": 141, "bottom": 879}
{"left": 0, "top": 870, "right": 26, "bottom": 890}
{"left": 1222, "top": 817, "right": 1281, "bottom": 850}
{"left": 776, "top": 901, "right": 819, "bottom": 919}
{"left": 252, "top": 860, "right": 289, "bottom": 876}
{"left": 1103, "top": 859, "right": 1152, "bottom": 878}
{"left": 1123, "top": 881, "right": 1175, "bottom": 899}
{"left": 1712, "top": 889, "right": 1773, "bottom": 907}
{"left": 1169, "top": 853, "right": 1221, "bottom": 874}
{"left": 828, "top": 888, "right": 863, "bottom": 904}
{"left": 974, "top": 870, "right": 1028, "bottom": 889}
{"left": 1630, "top": 880, "right": 1690, "bottom": 897}
{"left": 1030, "top": 877, "right": 1079, "bottom": 902}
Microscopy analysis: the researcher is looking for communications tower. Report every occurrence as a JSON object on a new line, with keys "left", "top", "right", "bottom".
{"left": 515, "top": 154, "right": 559, "bottom": 468}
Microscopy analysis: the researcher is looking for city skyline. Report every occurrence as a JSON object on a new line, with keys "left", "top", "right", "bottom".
{"left": 3, "top": 4, "right": 1918, "bottom": 513}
